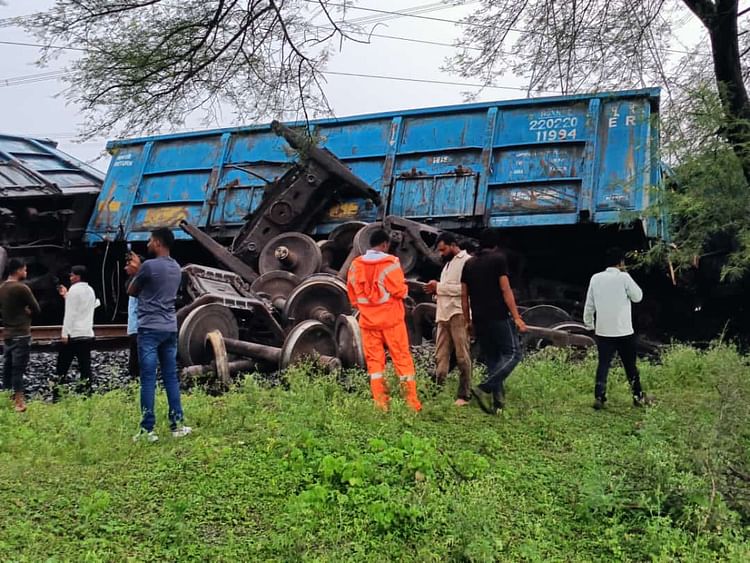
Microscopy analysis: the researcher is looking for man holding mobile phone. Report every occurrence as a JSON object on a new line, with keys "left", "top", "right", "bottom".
{"left": 424, "top": 232, "right": 473, "bottom": 406}
{"left": 127, "top": 228, "right": 191, "bottom": 442}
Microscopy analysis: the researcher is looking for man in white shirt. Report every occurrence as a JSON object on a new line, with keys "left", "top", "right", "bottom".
{"left": 424, "top": 233, "right": 473, "bottom": 406}
{"left": 583, "top": 248, "right": 653, "bottom": 410}
{"left": 56, "top": 265, "right": 100, "bottom": 392}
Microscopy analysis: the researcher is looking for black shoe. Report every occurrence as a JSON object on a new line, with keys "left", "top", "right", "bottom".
{"left": 633, "top": 394, "right": 655, "bottom": 407}
{"left": 593, "top": 397, "right": 606, "bottom": 410}
{"left": 492, "top": 389, "right": 505, "bottom": 412}
{"left": 472, "top": 386, "right": 494, "bottom": 414}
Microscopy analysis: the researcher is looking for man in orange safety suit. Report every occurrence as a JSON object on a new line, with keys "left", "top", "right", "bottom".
{"left": 346, "top": 229, "right": 422, "bottom": 412}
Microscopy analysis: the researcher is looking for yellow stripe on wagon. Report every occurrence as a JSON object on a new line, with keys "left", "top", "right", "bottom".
{"left": 141, "top": 206, "right": 189, "bottom": 227}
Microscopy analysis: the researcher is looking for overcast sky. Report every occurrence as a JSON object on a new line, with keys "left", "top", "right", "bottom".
{"left": 1, "top": 0, "right": 706, "bottom": 170}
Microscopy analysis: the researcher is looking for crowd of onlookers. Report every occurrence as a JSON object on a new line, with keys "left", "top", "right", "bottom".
{"left": 1, "top": 226, "right": 652, "bottom": 438}
{"left": 347, "top": 228, "right": 653, "bottom": 414}
{"left": 0, "top": 228, "right": 191, "bottom": 442}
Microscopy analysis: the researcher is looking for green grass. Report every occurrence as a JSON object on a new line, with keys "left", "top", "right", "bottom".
{"left": 1, "top": 345, "right": 749, "bottom": 562}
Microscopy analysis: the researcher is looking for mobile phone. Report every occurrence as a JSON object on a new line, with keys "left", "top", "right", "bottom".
{"left": 407, "top": 280, "right": 427, "bottom": 293}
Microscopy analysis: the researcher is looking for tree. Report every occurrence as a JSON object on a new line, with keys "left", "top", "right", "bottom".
{"left": 26, "top": 0, "right": 361, "bottom": 137}
{"left": 448, "top": 0, "right": 750, "bottom": 185}
{"left": 664, "top": 91, "right": 750, "bottom": 279}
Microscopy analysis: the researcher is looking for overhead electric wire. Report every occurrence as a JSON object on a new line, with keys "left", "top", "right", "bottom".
{"left": 0, "top": 23, "right": 704, "bottom": 90}
{"left": 0, "top": 2, "right": 706, "bottom": 57}
{"left": 322, "top": 70, "right": 556, "bottom": 93}
{"left": 0, "top": 70, "right": 68, "bottom": 86}
{"left": 341, "top": 1, "right": 473, "bottom": 25}
{"left": 0, "top": 5, "right": 538, "bottom": 95}
{"left": 309, "top": 0, "right": 710, "bottom": 57}
{"left": 0, "top": 0, "right": 716, "bottom": 106}
{"left": 0, "top": 30, "right": 471, "bottom": 54}
{"left": 0, "top": 64, "right": 556, "bottom": 94}
{"left": 0, "top": 39, "right": 87, "bottom": 51}
{"left": 0, "top": 1, "right": 477, "bottom": 28}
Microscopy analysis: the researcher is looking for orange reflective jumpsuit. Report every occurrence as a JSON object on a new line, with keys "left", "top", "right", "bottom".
{"left": 346, "top": 250, "right": 421, "bottom": 412}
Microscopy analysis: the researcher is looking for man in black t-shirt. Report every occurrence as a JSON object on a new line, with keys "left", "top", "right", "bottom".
{"left": 461, "top": 229, "right": 527, "bottom": 414}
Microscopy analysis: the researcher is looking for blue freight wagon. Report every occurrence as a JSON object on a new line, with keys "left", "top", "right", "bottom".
{"left": 86, "top": 88, "right": 665, "bottom": 244}
{"left": 84, "top": 88, "right": 670, "bottom": 327}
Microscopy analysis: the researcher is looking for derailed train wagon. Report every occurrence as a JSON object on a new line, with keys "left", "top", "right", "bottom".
{"left": 0, "top": 134, "right": 104, "bottom": 320}
{"left": 85, "top": 88, "right": 667, "bottom": 325}
{"left": 88, "top": 87, "right": 663, "bottom": 241}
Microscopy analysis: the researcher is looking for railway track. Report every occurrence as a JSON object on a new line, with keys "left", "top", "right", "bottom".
{"left": 0, "top": 325, "right": 129, "bottom": 352}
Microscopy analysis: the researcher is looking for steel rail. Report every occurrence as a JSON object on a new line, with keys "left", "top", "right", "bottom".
{"left": 0, "top": 325, "right": 129, "bottom": 351}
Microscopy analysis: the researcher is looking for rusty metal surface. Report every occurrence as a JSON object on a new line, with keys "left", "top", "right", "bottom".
{"left": 283, "top": 274, "right": 351, "bottom": 327}
{"left": 279, "top": 320, "right": 339, "bottom": 371}
{"left": 349, "top": 217, "right": 441, "bottom": 277}
{"left": 228, "top": 128, "right": 381, "bottom": 272}
{"left": 328, "top": 221, "right": 367, "bottom": 251}
{"left": 223, "top": 336, "right": 281, "bottom": 364}
{"left": 318, "top": 239, "right": 344, "bottom": 273}
{"left": 179, "top": 264, "right": 285, "bottom": 345}
{"left": 180, "top": 220, "right": 259, "bottom": 284}
{"left": 250, "top": 270, "right": 301, "bottom": 311}
{"left": 258, "top": 232, "right": 322, "bottom": 277}
{"left": 270, "top": 121, "right": 381, "bottom": 205}
{"left": 182, "top": 358, "right": 255, "bottom": 380}
{"left": 178, "top": 304, "right": 239, "bottom": 365}
{"left": 228, "top": 161, "right": 328, "bottom": 266}
{"left": 335, "top": 314, "right": 365, "bottom": 369}
{"left": 521, "top": 305, "right": 572, "bottom": 328}
{"left": 218, "top": 319, "right": 339, "bottom": 371}
{"left": 182, "top": 264, "right": 254, "bottom": 300}
{"left": 384, "top": 216, "right": 443, "bottom": 269}
{"left": 524, "top": 324, "right": 595, "bottom": 348}
{"left": 205, "top": 329, "right": 231, "bottom": 389}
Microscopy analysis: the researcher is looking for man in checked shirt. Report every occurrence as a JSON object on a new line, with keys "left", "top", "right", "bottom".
{"left": 424, "top": 232, "right": 473, "bottom": 406}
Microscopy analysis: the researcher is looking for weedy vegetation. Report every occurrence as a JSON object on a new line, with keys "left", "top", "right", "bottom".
{"left": 1, "top": 344, "right": 749, "bottom": 561}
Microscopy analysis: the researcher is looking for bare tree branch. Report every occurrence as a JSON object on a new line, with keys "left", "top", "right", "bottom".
{"left": 25, "top": 0, "right": 362, "bottom": 138}
{"left": 447, "top": 0, "right": 750, "bottom": 183}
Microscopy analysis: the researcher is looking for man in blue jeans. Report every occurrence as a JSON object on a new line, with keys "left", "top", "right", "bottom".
{"left": 461, "top": 229, "right": 527, "bottom": 414}
{"left": 127, "top": 228, "right": 191, "bottom": 442}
